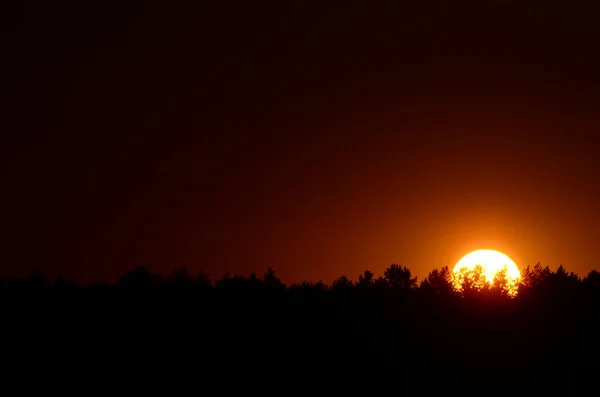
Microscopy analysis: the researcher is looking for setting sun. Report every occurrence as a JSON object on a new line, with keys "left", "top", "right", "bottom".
{"left": 453, "top": 249, "right": 521, "bottom": 295}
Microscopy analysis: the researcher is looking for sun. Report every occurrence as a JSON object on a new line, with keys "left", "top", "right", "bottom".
{"left": 453, "top": 249, "right": 521, "bottom": 295}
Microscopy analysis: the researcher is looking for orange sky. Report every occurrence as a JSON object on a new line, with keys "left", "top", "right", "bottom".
{"left": 1, "top": 2, "right": 599, "bottom": 284}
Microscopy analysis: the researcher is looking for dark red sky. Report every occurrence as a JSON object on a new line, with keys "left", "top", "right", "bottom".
{"left": 1, "top": 1, "right": 600, "bottom": 284}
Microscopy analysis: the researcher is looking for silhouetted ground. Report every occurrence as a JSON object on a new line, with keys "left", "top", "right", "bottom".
{"left": 1, "top": 264, "right": 599, "bottom": 389}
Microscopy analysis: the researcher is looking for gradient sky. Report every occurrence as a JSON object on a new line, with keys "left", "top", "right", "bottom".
{"left": 1, "top": 1, "right": 600, "bottom": 284}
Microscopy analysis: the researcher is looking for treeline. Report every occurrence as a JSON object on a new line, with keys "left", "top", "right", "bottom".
{"left": 1, "top": 263, "right": 599, "bottom": 382}
{"left": 1, "top": 262, "right": 598, "bottom": 301}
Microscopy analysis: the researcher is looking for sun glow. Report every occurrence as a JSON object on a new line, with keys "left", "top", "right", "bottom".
{"left": 453, "top": 249, "right": 521, "bottom": 296}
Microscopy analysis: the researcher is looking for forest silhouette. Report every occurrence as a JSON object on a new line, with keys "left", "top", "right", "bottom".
{"left": 2, "top": 263, "right": 599, "bottom": 384}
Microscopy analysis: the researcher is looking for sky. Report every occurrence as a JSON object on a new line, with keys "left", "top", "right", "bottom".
{"left": 1, "top": 1, "right": 600, "bottom": 284}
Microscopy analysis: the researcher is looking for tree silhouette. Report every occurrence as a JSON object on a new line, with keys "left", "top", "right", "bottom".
{"left": 582, "top": 269, "right": 600, "bottom": 291}
{"left": 54, "top": 275, "right": 81, "bottom": 293}
{"left": 419, "top": 266, "right": 453, "bottom": 296}
{"left": 166, "top": 267, "right": 193, "bottom": 287}
{"left": 1, "top": 260, "right": 599, "bottom": 380}
{"left": 489, "top": 266, "right": 518, "bottom": 298}
{"left": 194, "top": 271, "right": 212, "bottom": 288}
{"left": 331, "top": 275, "right": 353, "bottom": 290}
{"left": 582, "top": 269, "right": 600, "bottom": 307}
{"left": 263, "top": 267, "right": 286, "bottom": 290}
{"left": 357, "top": 270, "right": 374, "bottom": 288}
{"left": 118, "top": 267, "right": 157, "bottom": 290}
{"left": 520, "top": 262, "right": 551, "bottom": 290}
{"left": 453, "top": 264, "right": 488, "bottom": 298}
{"left": 383, "top": 264, "right": 417, "bottom": 290}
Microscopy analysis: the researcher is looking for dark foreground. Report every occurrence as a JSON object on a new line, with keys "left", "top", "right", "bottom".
{"left": 2, "top": 266, "right": 599, "bottom": 389}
